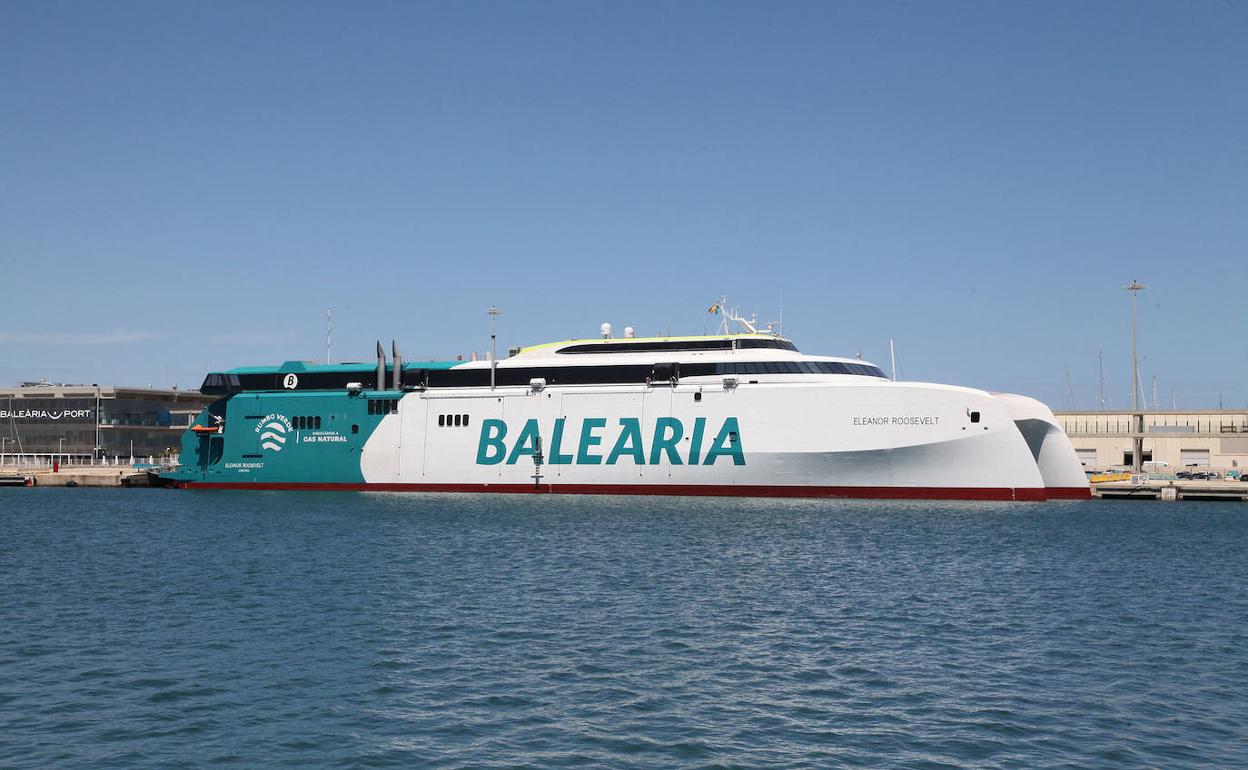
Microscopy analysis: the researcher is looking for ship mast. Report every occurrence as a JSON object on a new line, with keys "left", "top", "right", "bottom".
{"left": 709, "top": 296, "right": 775, "bottom": 336}
{"left": 325, "top": 309, "right": 333, "bottom": 364}
{"left": 487, "top": 305, "right": 502, "bottom": 390}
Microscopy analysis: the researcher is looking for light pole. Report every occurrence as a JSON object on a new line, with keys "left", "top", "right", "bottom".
{"left": 487, "top": 305, "right": 502, "bottom": 390}
{"left": 58, "top": 437, "right": 65, "bottom": 468}
{"left": 1124, "top": 279, "right": 1147, "bottom": 472}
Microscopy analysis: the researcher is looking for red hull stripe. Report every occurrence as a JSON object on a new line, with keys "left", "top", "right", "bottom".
{"left": 1043, "top": 486, "right": 1095, "bottom": 500}
{"left": 176, "top": 481, "right": 1091, "bottom": 501}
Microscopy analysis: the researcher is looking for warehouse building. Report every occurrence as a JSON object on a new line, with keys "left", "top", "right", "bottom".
{"left": 1055, "top": 409, "right": 1248, "bottom": 473}
{"left": 0, "top": 382, "right": 214, "bottom": 466}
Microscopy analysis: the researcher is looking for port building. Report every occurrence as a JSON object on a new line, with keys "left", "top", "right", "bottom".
{"left": 1055, "top": 409, "right": 1248, "bottom": 472}
{"left": 0, "top": 383, "right": 214, "bottom": 466}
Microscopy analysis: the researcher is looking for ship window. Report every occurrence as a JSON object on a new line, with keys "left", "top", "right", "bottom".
{"left": 352, "top": 424, "right": 359, "bottom": 434}
{"left": 438, "top": 414, "right": 445, "bottom": 426}
{"left": 367, "top": 400, "right": 375, "bottom": 415}
{"left": 463, "top": 414, "right": 470, "bottom": 427}
{"left": 737, "top": 338, "right": 799, "bottom": 352}
{"left": 315, "top": 416, "right": 322, "bottom": 429}
{"left": 558, "top": 339, "right": 733, "bottom": 354}
{"left": 297, "top": 416, "right": 305, "bottom": 429}
{"left": 970, "top": 411, "right": 981, "bottom": 423}
{"left": 391, "top": 400, "right": 399, "bottom": 414}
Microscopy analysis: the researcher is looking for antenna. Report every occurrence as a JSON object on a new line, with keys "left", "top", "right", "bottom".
{"left": 487, "top": 305, "right": 502, "bottom": 390}
{"left": 325, "top": 309, "right": 333, "bottom": 364}
{"left": 1065, "top": 366, "right": 1075, "bottom": 410}
{"left": 889, "top": 338, "right": 897, "bottom": 382}
{"left": 1151, "top": 376, "right": 1157, "bottom": 411}
{"left": 778, "top": 288, "right": 784, "bottom": 337}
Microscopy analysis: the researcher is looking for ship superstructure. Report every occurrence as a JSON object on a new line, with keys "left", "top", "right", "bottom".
{"left": 166, "top": 311, "right": 1089, "bottom": 500}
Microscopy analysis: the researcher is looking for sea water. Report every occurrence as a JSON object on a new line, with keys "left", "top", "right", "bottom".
{"left": 1, "top": 490, "right": 1245, "bottom": 768}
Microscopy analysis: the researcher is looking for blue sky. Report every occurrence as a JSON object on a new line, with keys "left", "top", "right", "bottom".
{"left": 2, "top": 1, "right": 1245, "bottom": 408}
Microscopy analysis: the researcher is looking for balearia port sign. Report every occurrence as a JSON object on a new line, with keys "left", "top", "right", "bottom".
{"left": 0, "top": 408, "right": 94, "bottom": 421}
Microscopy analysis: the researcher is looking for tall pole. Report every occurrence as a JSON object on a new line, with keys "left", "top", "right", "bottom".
{"left": 326, "top": 309, "right": 333, "bottom": 364}
{"left": 1124, "top": 280, "right": 1147, "bottom": 472}
{"left": 487, "top": 305, "right": 502, "bottom": 390}
{"left": 95, "top": 387, "right": 101, "bottom": 463}
{"left": 1098, "top": 349, "right": 1106, "bottom": 410}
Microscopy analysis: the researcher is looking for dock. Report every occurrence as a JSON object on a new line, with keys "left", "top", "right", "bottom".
{"left": 0, "top": 466, "right": 159, "bottom": 488}
{"left": 1093, "top": 479, "right": 1248, "bottom": 501}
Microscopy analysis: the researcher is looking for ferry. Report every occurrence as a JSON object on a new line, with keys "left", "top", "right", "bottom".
{"left": 164, "top": 305, "right": 1090, "bottom": 500}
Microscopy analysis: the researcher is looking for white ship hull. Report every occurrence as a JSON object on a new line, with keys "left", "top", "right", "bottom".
{"left": 358, "top": 378, "right": 1087, "bottom": 501}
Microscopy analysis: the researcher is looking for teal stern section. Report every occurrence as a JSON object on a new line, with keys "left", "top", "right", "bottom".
{"left": 166, "top": 390, "right": 393, "bottom": 486}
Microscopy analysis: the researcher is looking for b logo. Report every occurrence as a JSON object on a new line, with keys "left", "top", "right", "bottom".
{"left": 283, "top": 374, "right": 298, "bottom": 389}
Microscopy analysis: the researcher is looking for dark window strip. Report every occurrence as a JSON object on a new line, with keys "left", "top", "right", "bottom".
{"left": 206, "top": 360, "right": 885, "bottom": 394}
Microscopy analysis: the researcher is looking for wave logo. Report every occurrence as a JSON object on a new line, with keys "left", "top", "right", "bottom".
{"left": 255, "top": 414, "right": 293, "bottom": 453}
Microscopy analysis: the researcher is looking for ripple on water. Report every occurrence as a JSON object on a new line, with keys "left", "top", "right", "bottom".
{"left": 1, "top": 492, "right": 1247, "bottom": 769}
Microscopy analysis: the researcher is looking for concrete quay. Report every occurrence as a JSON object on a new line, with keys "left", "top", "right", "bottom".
{"left": 1093, "top": 479, "right": 1248, "bottom": 501}
{"left": 0, "top": 466, "right": 157, "bottom": 488}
